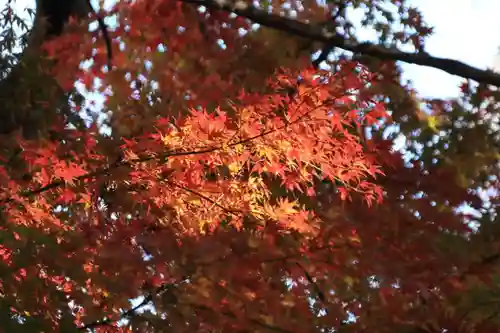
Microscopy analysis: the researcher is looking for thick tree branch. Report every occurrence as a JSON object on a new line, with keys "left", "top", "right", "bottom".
{"left": 181, "top": 0, "right": 500, "bottom": 87}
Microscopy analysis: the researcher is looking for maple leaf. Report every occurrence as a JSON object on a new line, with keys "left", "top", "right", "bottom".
{"left": 53, "top": 162, "right": 87, "bottom": 185}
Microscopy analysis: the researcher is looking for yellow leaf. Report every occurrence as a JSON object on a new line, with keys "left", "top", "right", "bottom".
{"left": 426, "top": 115, "right": 439, "bottom": 133}
{"left": 278, "top": 198, "right": 298, "bottom": 215}
{"left": 228, "top": 162, "right": 241, "bottom": 174}
{"left": 234, "top": 144, "right": 244, "bottom": 153}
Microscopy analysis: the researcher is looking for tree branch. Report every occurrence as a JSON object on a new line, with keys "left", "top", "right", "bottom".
{"left": 6, "top": 102, "right": 319, "bottom": 202}
{"left": 181, "top": 0, "right": 500, "bottom": 87}
{"left": 79, "top": 279, "right": 187, "bottom": 330}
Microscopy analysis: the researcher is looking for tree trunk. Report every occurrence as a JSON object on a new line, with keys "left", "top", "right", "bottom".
{"left": 0, "top": 0, "right": 90, "bottom": 139}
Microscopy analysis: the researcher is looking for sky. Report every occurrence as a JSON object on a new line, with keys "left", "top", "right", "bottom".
{"left": 402, "top": 0, "right": 500, "bottom": 98}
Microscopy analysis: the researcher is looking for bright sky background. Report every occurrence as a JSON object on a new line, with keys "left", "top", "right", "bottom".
{"left": 402, "top": 0, "right": 500, "bottom": 98}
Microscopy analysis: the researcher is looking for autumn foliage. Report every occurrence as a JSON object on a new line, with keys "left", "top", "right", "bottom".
{"left": 0, "top": 0, "right": 499, "bottom": 332}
